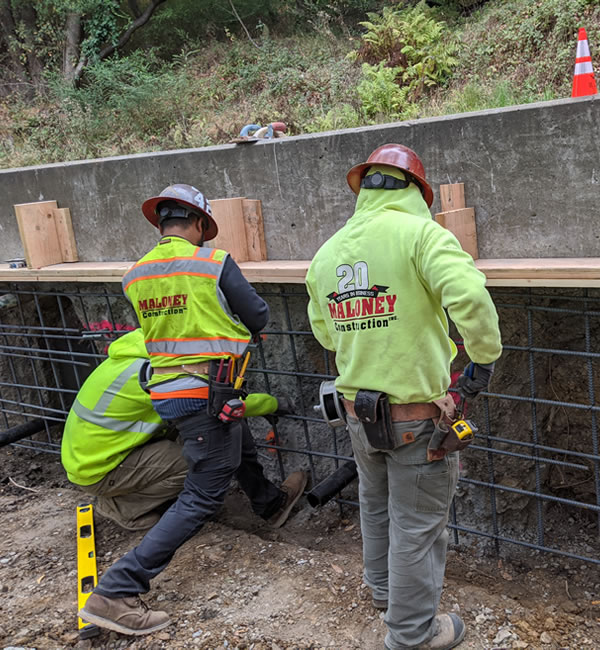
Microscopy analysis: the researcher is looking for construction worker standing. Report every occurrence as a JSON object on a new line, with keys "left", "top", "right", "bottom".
{"left": 306, "top": 145, "right": 502, "bottom": 650}
{"left": 79, "top": 184, "right": 306, "bottom": 636}
{"left": 61, "top": 328, "right": 187, "bottom": 531}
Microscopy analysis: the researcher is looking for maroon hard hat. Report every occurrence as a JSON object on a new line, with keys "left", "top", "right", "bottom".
{"left": 346, "top": 144, "right": 434, "bottom": 207}
{"left": 141, "top": 184, "right": 218, "bottom": 241}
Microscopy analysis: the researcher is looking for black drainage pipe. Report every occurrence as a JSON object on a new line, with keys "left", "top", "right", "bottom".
{"left": 0, "top": 419, "right": 47, "bottom": 448}
{"left": 306, "top": 460, "right": 358, "bottom": 508}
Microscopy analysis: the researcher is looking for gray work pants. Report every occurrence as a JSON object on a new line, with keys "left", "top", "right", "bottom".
{"left": 347, "top": 416, "right": 459, "bottom": 650}
{"left": 80, "top": 438, "right": 187, "bottom": 530}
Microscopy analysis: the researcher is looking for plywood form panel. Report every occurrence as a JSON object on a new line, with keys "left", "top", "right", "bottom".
{"left": 209, "top": 198, "right": 250, "bottom": 263}
{"left": 439, "top": 183, "right": 466, "bottom": 211}
{"left": 52, "top": 208, "right": 79, "bottom": 262}
{"left": 242, "top": 199, "right": 267, "bottom": 262}
{"left": 435, "top": 207, "right": 479, "bottom": 260}
{"left": 14, "top": 200, "right": 62, "bottom": 269}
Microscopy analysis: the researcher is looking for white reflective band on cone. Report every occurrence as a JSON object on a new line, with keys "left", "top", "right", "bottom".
{"left": 577, "top": 40, "right": 592, "bottom": 58}
{"left": 574, "top": 61, "right": 594, "bottom": 75}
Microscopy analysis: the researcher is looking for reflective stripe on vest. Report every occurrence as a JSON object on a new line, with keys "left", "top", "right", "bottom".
{"left": 123, "top": 249, "right": 233, "bottom": 320}
{"left": 123, "top": 241, "right": 251, "bottom": 364}
{"left": 122, "top": 256, "right": 221, "bottom": 292}
{"left": 71, "top": 399, "right": 161, "bottom": 435}
{"left": 93, "top": 359, "right": 144, "bottom": 412}
{"left": 145, "top": 337, "right": 249, "bottom": 357}
{"left": 72, "top": 358, "right": 161, "bottom": 435}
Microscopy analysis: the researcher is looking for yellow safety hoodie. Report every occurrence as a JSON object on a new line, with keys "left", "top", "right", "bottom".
{"left": 61, "top": 329, "right": 164, "bottom": 486}
{"left": 122, "top": 237, "right": 252, "bottom": 397}
{"left": 306, "top": 167, "right": 502, "bottom": 404}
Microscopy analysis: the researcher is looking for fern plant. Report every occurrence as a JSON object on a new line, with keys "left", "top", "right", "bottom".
{"left": 350, "top": 1, "right": 459, "bottom": 113}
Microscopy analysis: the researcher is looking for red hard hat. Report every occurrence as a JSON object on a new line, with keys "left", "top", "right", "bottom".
{"left": 141, "top": 184, "right": 218, "bottom": 241}
{"left": 346, "top": 144, "right": 434, "bottom": 207}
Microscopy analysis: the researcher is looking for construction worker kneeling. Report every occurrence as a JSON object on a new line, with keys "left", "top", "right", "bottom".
{"left": 78, "top": 184, "right": 307, "bottom": 637}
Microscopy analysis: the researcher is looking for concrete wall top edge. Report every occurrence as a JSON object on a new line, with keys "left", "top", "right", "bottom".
{"left": 1, "top": 96, "right": 593, "bottom": 176}
{"left": 1, "top": 96, "right": 598, "bottom": 262}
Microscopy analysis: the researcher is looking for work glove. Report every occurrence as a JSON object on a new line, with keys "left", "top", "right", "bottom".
{"left": 456, "top": 362, "right": 495, "bottom": 399}
{"left": 274, "top": 394, "right": 295, "bottom": 417}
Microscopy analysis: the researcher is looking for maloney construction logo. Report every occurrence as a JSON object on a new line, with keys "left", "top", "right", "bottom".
{"left": 137, "top": 293, "right": 188, "bottom": 318}
{"left": 326, "top": 284, "right": 397, "bottom": 332}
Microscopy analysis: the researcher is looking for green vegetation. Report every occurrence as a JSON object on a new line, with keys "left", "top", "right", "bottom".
{"left": 0, "top": 0, "right": 598, "bottom": 168}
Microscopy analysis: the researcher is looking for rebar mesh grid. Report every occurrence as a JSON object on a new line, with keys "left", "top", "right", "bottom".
{"left": 1, "top": 283, "right": 600, "bottom": 565}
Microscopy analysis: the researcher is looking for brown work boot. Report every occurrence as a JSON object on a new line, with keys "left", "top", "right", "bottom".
{"left": 372, "top": 597, "right": 388, "bottom": 610}
{"left": 268, "top": 470, "right": 308, "bottom": 528}
{"left": 420, "top": 613, "right": 466, "bottom": 650}
{"left": 78, "top": 592, "right": 170, "bottom": 636}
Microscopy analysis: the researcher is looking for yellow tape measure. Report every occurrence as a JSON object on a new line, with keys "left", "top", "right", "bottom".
{"left": 76, "top": 503, "right": 100, "bottom": 639}
{"left": 451, "top": 419, "right": 477, "bottom": 441}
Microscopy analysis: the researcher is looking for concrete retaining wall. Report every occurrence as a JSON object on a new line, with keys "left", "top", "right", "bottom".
{"left": 1, "top": 95, "right": 598, "bottom": 263}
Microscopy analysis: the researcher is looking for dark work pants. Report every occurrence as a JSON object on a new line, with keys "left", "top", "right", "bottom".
{"left": 95, "top": 410, "right": 284, "bottom": 597}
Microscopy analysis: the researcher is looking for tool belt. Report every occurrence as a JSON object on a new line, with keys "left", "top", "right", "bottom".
{"left": 342, "top": 398, "right": 440, "bottom": 423}
{"left": 344, "top": 391, "right": 472, "bottom": 460}
{"left": 153, "top": 362, "right": 210, "bottom": 376}
{"left": 207, "top": 359, "right": 246, "bottom": 419}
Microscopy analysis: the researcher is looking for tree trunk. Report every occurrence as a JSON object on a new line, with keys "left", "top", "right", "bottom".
{"left": 18, "top": 2, "right": 44, "bottom": 87}
{"left": 63, "top": 13, "right": 82, "bottom": 83}
{"left": 97, "top": 0, "right": 168, "bottom": 62}
{"left": 0, "top": 0, "right": 30, "bottom": 94}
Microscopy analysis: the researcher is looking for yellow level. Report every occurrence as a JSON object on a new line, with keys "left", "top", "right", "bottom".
{"left": 76, "top": 503, "right": 99, "bottom": 639}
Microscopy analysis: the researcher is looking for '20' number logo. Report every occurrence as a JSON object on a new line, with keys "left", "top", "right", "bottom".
{"left": 337, "top": 261, "right": 369, "bottom": 293}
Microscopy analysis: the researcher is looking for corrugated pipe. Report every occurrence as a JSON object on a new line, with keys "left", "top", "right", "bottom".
{"left": 306, "top": 460, "right": 358, "bottom": 507}
{"left": 0, "top": 419, "right": 47, "bottom": 447}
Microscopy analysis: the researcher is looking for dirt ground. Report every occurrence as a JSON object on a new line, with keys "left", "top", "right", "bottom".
{"left": 2, "top": 446, "right": 600, "bottom": 650}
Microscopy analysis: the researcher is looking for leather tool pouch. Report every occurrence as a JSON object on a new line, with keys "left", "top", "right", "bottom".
{"left": 354, "top": 390, "right": 395, "bottom": 450}
{"left": 442, "top": 427, "right": 473, "bottom": 453}
{"left": 427, "top": 420, "right": 473, "bottom": 461}
{"left": 207, "top": 360, "right": 246, "bottom": 419}
{"left": 427, "top": 421, "right": 450, "bottom": 462}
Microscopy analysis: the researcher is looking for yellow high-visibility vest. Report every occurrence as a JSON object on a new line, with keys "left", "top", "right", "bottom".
{"left": 123, "top": 236, "right": 252, "bottom": 372}
{"left": 61, "top": 330, "right": 164, "bottom": 486}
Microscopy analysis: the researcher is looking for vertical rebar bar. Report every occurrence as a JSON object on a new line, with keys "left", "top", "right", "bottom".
{"left": 527, "top": 300, "right": 544, "bottom": 547}
{"left": 15, "top": 292, "right": 52, "bottom": 440}
{"left": 483, "top": 396, "right": 500, "bottom": 554}
{"left": 255, "top": 329, "right": 285, "bottom": 479}
{"left": 280, "top": 287, "right": 316, "bottom": 483}
{"left": 584, "top": 292, "right": 600, "bottom": 536}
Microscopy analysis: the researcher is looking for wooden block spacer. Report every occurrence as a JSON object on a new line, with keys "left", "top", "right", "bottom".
{"left": 435, "top": 183, "right": 479, "bottom": 260}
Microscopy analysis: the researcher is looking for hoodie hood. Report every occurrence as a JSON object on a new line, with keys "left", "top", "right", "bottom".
{"left": 107, "top": 329, "right": 149, "bottom": 361}
{"left": 352, "top": 166, "right": 432, "bottom": 221}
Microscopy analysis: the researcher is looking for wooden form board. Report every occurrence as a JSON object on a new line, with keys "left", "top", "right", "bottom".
{"left": 0, "top": 261, "right": 134, "bottom": 283}
{"left": 13, "top": 201, "right": 79, "bottom": 268}
{"left": 14, "top": 200, "right": 61, "bottom": 268}
{"left": 439, "top": 183, "right": 466, "bottom": 212}
{"left": 435, "top": 183, "right": 479, "bottom": 260}
{"left": 53, "top": 208, "right": 79, "bottom": 262}
{"left": 242, "top": 199, "right": 267, "bottom": 262}
{"left": 4, "top": 259, "right": 600, "bottom": 287}
{"left": 435, "top": 208, "right": 479, "bottom": 260}
{"left": 208, "top": 197, "right": 267, "bottom": 263}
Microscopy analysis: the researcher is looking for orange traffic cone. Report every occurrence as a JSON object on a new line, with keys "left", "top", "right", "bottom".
{"left": 572, "top": 27, "right": 598, "bottom": 97}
